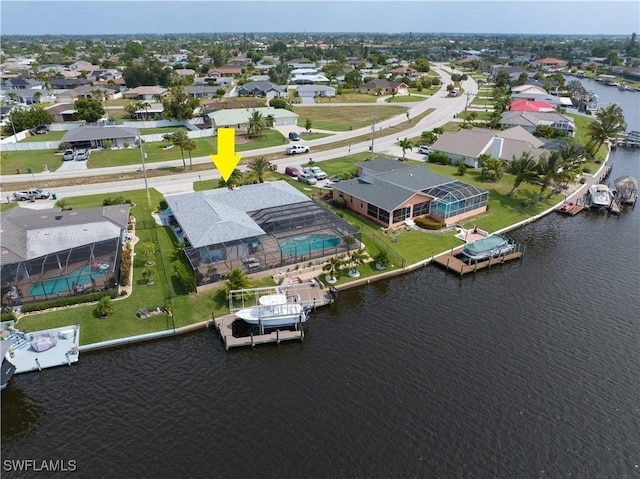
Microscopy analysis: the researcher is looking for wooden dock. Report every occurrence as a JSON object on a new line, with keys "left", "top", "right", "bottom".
{"left": 433, "top": 249, "right": 524, "bottom": 276}
{"left": 213, "top": 315, "right": 305, "bottom": 350}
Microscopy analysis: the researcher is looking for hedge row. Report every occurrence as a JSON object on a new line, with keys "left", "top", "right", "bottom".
{"left": 414, "top": 216, "right": 446, "bottom": 230}
{"left": 21, "top": 290, "right": 118, "bottom": 313}
{"left": 120, "top": 245, "right": 132, "bottom": 287}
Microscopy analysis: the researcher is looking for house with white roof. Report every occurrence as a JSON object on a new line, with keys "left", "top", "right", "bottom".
{"left": 206, "top": 107, "right": 298, "bottom": 131}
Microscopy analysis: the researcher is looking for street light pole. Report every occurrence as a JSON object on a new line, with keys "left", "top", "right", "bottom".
{"left": 138, "top": 130, "right": 151, "bottom": 207}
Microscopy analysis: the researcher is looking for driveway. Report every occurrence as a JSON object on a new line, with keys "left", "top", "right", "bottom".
{"left": 56, "top": 160, "right": 88, "bottom": 172}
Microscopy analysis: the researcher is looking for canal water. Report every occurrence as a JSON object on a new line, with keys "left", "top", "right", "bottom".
{"left": 2, "top": 81, "right": 638, "bottom": 479}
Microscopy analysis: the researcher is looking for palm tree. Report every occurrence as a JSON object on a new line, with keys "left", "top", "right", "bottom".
{"left": 531, "top": 151, "right": 563, "bottom": 203}
{"left": 323, "top": 256, "right": 344, "bottom": 283}
{"left": 245, "top": 157, "right": 270, "bottom": 184}
{"left": 124, "top": 102, "right": 139, "bottom": 119}
{"left": 168, "top": 130, "right": 189, "bottom": 169}
{"left": 348, "top": 249, "right": 367, "bottom": 276}
{"left": 224, "top": 267, "right": 252, "bottom": 300}
{"left": 586, "top": 103, "right": 627, "bottom": 156}
{"left": 398, "top": 137, "right": 414, "bottom": 160}
{"left": 218, "top": 168, "right": 243, "bottom": 189}
{"left": 504, "top": 152, "right": 539, "bottom": 196}
{"left": 247, "top": 109, "right": 265, "bottom": 137}
{"left": 183, "top": 138, "right": 197, "bottom": 171}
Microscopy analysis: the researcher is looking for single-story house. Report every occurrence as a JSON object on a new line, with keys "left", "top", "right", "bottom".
{"left": 131, "top": 102, "right": 164, "bottom": 120}
{"left": 165, "top": 181, "right": 360, "bottom": 288}
{"left": 499, "top": 111, "right": 575, "bottom": 137}
{"left": 123, "top": 86, "right": 168, "bottom": 101}
{"left": 50, "top": 78, "right": 93, "bottom": 90}
{"left": 184, "top": 85, "right": 219, "bottom": 99}
{"left": 332, "top": 158, "right": 489, "bottom": 228}
{"left": 2, "top": 77, "right": 43, "bottom": 90}
{"left": 207, "top": 66, "right": 244, "bottom": 77}
{"left": 430, "top": 127, "right": 547, "bottom": 168}
{"left": 60, "top": 125, "right": 138, "bottom": 148}
{"left": 296, "top": 84, "right": 336, "bottom": 98}
{"left": 56, "top": 85, "right": 118, "bottom": 103}
{"left": 206, "top": 107, "right": 298, "bottom": 131}
{"left": 236, "top": 81, "right": 285, "bottom": 98}
{"left": 291, "top": 74, "right": 331, "bottom": 85}
{"left": 360, "top": 80, "right": 409, "bottom": 96}
{"left": 509, "top": 99, "right": 557, "bottom": 112}
{"left": 0, "top": 204, "right": 130, "bottom": 305}
{"left": 532, "top": 57, "right": 568, "bottom": 70}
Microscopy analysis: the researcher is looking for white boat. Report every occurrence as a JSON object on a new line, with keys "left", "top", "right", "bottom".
{"left": 1, "top": 340, "right": 17, "bottom": 391}
{"left": 235, "top": 294, "right": 310, "bottom": 327}
{"left": 460, "top": 234, "right": 515, "bottom": 261}
{"left": 588, "top": 184, "right": 612, "bottom": 208}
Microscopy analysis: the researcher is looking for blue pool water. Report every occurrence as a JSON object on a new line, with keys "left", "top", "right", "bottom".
{"left": 29, "top": 264, "right": 109, "bottom": 296}
{"left": 280, "top": 234, "right": 340, "bottom": 256}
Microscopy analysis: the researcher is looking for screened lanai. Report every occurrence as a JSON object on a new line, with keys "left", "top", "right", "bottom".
{"left": 183, "top": 199, "right": 360, "bottom": 286}
{"left": 422, "top": 180, "right": 489, "bottom": 223}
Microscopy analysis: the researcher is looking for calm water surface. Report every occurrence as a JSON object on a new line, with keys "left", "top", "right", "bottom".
{"left": 2, "top": 83, "right": 639, "bottom": 479}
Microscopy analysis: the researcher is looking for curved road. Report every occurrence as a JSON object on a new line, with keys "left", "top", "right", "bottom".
{"left": 1, "top": 67, "right": 477, "bottom": 199}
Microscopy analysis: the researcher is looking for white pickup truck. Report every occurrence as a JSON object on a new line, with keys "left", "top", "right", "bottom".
{"left": 285, "top": 144, "right": 310, "bottom": 155}
{"left": 12, "top": 188, "right": 51, "bottom": 201}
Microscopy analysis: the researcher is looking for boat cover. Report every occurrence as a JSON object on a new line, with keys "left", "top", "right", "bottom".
{"left": 30, "top": 334, "right": 58, "bottom": 352}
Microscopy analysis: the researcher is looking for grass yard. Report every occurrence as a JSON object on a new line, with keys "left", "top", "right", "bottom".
{"left": 139, "top": 126, "right": 190, "bottom": 135}
{"left": 314, "top": 92, "right": 378, "bottom": 103}
{"left": 19, "top": 131, "right": 67, "bottom": 142}
{"left": 1, "top": 149, "right": 66, "bottom": 175}
{"left": 293, "top": 105, "right": 408, "bottom": 131}
{"left": 384, "top": 95, "right": 425, "bottom": 103}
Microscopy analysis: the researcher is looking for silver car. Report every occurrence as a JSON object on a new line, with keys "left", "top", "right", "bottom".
{"left": 297, "top": 173, "right": 318, "bottom": 185}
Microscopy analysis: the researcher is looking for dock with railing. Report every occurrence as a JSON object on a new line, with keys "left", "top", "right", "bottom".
{"left": 433, "top": 245, "right": 525, "bottom": 276}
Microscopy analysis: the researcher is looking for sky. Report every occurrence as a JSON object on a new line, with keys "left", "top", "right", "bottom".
{"left": 1, "top": 1, "right": 638, "bottom": 36}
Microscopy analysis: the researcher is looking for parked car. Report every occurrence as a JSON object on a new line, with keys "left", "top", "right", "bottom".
{"left": 417, "top": 145, "right": 432, "bottom": 154}
{"left": 298, "top": 173, "right": 318, "bottom": 185}
{"left": 323, "top": 178, "right": 341, "bottom": 188}
{"left": 285, "top": 144, "right": 310, "bottom": 155}
{"left": 75, "top": 148, "right": 91, "bottom": 161}
{"left": 32, "top": 125, "right": 49, "bottom": 135}
{"left": 62, "top": 149, "right": 76, "bottom": 161}
{"left": 303, "top": 166, "right": 327, "bottom": 180}
{"left": 12, "top": 188, "right": 51, "bottom": 201}
{"left": 288, "top": 132, "right": 300, "bottom": 141}
{"left": 285, "top": 166, "right": 301, "bottom": 177}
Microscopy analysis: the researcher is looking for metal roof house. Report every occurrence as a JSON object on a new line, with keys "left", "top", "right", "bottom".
{"left": 331, "top": 158, "right": 488, "bottom": 228}
{"left": 165, "top": 181, "right": 360, "bottom": 290}
{"left": 0, "top": 205, "right": 130, "bottom": 305}
{"left": 60, "top": 125, "right": 138, "bottom": 148}
{"left": 206, "top": 107, "right": 298, "bottom": 131}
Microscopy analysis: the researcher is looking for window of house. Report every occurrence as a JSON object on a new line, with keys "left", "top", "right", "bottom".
{"left": 413, "top": 201, "right": 430, "bottom": 217}
{"left": 392, "top": 207, "right": 411, "bottom": 223}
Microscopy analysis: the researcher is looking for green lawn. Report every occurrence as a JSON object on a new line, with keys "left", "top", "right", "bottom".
{"left": 19, "top": 131, "right": 67, "bottom": 142}
{"left": 314, "top": 92, "right": 378, "bottom": 103}
{"left": 139, "top": 126, "right": 190, "bottom": 135}
{"left": 294, "top": 105, "right": 408, "bottom": 131}
{"left": 1, "top": 149, "right": 65, "bottom": 175}
{"left": 384, "top": 95, "right": 425, "bottom": 103}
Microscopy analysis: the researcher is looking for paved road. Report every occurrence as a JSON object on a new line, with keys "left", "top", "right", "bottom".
{"left": 1, "top": 66, "right": 476, "bottom": 200}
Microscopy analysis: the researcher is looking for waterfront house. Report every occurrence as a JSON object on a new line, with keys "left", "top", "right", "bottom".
{"left": 430, "top": 127, "right": 547, "bottom": 168}
{"left": 0, "top": 205, "right": 130, "bottom": 305}
{"left": 332, "top": 158, "right": 489, "bottom": 228}
{"left": 165, "top": 181, "right": 360, "bottom": 289}
{"left": 499, "top": 111, "right": 575, "bottom": 137}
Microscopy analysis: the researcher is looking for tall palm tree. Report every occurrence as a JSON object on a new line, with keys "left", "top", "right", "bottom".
{"left": 183, "top": 138, "right": 197, "bottom": 171}
{"left": 348, "top": 249, "right": 367, "bottom": 275}
{"left": 245, "top": 157, "right": 270, "bottom": 183}
{"left": 586, "top": 103, "right": 627, "bottom": 157}
{"left": 224, "top": 267, "right": 253, "bottom": 301}
{"left": 504, "top": 152, "right": 539, "bottom": 196}
{"left": 531, "top": 151, "right": 563, "bottom": 203}
{"left": 398, "top": 137, "right": 414, "bottom": 160}
{"left": 168, "top": 130, "right": 189, "bottom": 169}
{"left": 247, "top": 109, "right": 265, "bottom": 137}
{"left": 124, "top": 102, "right": 139, "bottom": 119}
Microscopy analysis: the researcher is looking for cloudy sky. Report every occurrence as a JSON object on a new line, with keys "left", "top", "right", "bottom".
{"left": 1, "top": 1, "right": 637, "bottom": 36}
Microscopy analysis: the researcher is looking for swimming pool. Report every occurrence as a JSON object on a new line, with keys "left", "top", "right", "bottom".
{"left": 280, "top": 234, "right": 340, "bottom": 257}
{"left": 29, "top": 264, "right": 109, "bottom": 297}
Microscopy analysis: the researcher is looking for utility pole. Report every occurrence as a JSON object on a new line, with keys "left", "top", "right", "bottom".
{"left": 370, "top": 106, "right": 377, "bottom": 153}
{"left": 138, "top": 130, "right": 151, "bottom": 207}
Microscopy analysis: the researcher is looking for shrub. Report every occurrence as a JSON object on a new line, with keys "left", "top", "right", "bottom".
{"left": 103, "top": 195, "right": 132, "bottom": 206}
{"left": 333, "top": 197, "right": 347, "bottom": 209}
{"left": 457, "top": 163, "right": 467, "bottom": 176}
{"left": 123, "top": 142, "right": 130, "bottom": 148}
{"left": 414, "top": 216, "right": 446, "bottom": 230}
{"left": 175, "top": 262, "right": 196, "bottom": 293}
{"left": 21, "top": 290, "right": 118, "bottom": 313}
{"left": 1, "top": 311, "right": 17, "bottom": 322}
{"left": 58, "top": 142, "right": 72, "bottom": 151}
{"left": 96, "top": 296, "right": 115, "bottom": 317}
{"left": 120, "top": 244, "right": 133, "bottom": 287}
{"left": 159, "top": 199, "right": 168, "bottom": 210}
{"left": 102, "top": 140, "right": 113, "bottom": 149}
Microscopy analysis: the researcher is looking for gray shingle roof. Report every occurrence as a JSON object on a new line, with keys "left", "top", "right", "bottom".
{"left": 336, "top": 159, "right": 459, "bottom": 211}
{"left": 61, "top": 125, "right": 138, "bottom": 142}
{"left": 1, "top": 205, "right": 130, "bottom": 263}
{"left": 165, "top": 181, "right": 311, "bottom": 248}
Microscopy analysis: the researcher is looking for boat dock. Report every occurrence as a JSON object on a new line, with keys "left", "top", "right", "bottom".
{"left": 433, "top": 246, "right": 524, "bottom": 276}
{"left": 1, "top": 322, "right": 80, "bottom": 374}
{"left": 616, "top": 131, "right": 640, "bottom": 148}
{"left": 214, "top": 281, "right": 332, "bottom": 350}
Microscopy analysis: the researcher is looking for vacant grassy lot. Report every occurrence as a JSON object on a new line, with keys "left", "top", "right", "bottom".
{"left": 314, "top": 92, "right": 378, "bottom": 103}
{"left": 294, "top": 105, "right": 408, "bottom": 131}
{"left": 1, "top": 149, "right": 65, "bottom": 175}
{"left": 384, "top": 95, "right": 425, "bottom": 103}
{"left": 19, "top": 131, "right": 67, "bottom": 142}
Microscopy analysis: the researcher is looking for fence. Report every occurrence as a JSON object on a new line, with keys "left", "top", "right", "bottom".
{"left": 363, "top": 230, "right": 406, "bottom": 268}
